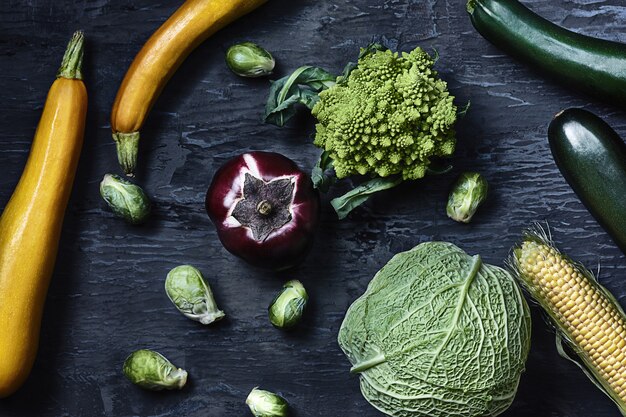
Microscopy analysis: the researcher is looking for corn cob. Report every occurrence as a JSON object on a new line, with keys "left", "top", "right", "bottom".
{"left": 510, "top": 226, "right": 626, "bottom": 415}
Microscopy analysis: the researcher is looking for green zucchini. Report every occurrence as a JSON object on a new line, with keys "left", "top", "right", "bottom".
{"left": 548, "top": 108, "right": 626, "bottom": 253}
{"left": 467, "top": 0, "right": 626, "bottom": 106}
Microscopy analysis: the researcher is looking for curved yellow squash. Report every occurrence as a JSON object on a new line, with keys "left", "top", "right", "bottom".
{"left": 111, "top": 0, "right": 268, "bottom": 176}
{"left": 0, "top": 32, "right": 87, "bottom": 397}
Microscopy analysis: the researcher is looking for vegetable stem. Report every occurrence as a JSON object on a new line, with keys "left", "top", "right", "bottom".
{"left": 167, "top": 368, "right": 188, "bottom": 390}
{"left": 257, "top": 200, "right": 273, "bottom": 216}
{"left": 199, "top": 310, "right": 226, "bottom": 325}
{"left": 460, "top": 255, "right": 482, "bottom": 305}
{"left": 466, "top": 0, "right": 476, "bottom": 14}
{"left": 57, "top": 31, "right": 84, "bottom": 80}
{"left": 113, "top": 132, "right": 140, "bottom": 176}
{"left": 350, "top": 352, "right": 386, "bottom": 374}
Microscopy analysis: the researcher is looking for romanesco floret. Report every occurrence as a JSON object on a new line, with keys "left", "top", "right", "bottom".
{"left": 311, "top": 47, "right": 457, "bottom": 180}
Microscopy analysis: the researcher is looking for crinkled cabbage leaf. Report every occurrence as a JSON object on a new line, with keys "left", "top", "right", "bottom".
{"left": 338, "top": 242, "right": 531, "bottom": 417}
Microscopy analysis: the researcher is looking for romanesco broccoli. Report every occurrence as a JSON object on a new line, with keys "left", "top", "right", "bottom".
{"left": 311, "top": 47, "right": 457, "bottom": 180}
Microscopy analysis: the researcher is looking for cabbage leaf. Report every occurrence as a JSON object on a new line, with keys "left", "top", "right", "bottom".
{"left": 338, "top": 242, "right": 531, "bottom": 417}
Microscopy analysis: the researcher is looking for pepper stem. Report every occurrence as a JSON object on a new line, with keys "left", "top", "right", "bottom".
{"left": 57, "top": 31, "right": 84, "bottom": 80}
{"left": 113, "top": 132, "right": 140, "bottom": 176}
{"left": 256, "top": 200, "right": 273, "bottom": 216}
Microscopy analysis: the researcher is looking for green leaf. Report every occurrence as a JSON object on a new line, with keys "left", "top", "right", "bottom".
{"left": 299, "top": 89, "right": 321, "bottom": 109}
{"left": 311, "top": 150, "right": 336, "bottom": 192}
{"left": 458, "top": 100, "right": 471, "bottom": 118}
{"left": 337, "top": 43, "right": 387, "bottom": 85}
{"left": 430, "top": 47, "right": 440, "bottom": 63}
{"left": 426, "top": 163, "right": 453, "bottom": 175}
{"left": 264, "top": 66, "right": 336, "bottom": 127}
{"left": 269, "top": 94, "right": 300, "bottom": 113}
{"left": 290, "top": 66, "right": 335, "bottom": 89}
{"left": 555, "top": 332, "right": 626, "bottom": 416}
{"left": 361, "top": 43, "right": 386, "bottom": 55}
{"left": 330, "top": 176, "right": 402, "bottom": 220}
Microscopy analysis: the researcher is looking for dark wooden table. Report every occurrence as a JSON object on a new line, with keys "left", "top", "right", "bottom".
{"left": 1, "top": 0, "right": 625, "bottom": 416}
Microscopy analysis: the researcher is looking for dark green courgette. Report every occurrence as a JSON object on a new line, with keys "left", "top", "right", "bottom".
{"left": 548, "top": 108, "right": 626, "bottom": 253}
{"left": 467, "top": 0, "right": 626, "bottom": 106}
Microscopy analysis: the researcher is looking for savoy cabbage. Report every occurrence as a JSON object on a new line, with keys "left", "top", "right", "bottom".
{"left": 338, "top": 242, "right": 531, "bottom": 417}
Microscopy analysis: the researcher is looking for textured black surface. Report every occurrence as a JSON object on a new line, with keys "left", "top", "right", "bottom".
{"left": 0, "top": 0, "right": 625, "bottom": 416}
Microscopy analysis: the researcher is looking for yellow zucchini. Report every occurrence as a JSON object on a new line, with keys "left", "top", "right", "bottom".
{"left": 0, "top": 32, "right": 87, "bottom": 397}
{"left": 110, "top": 0, "right": 268, "bottom": 176}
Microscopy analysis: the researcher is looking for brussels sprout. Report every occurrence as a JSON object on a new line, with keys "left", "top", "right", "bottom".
{"left": 100, "top": 173, "right": 150, "bottom": 224}
{"left": 268, "top": 280, "right": 308, "bottom": 329}
{"left": 165, "top": 265, "right": 225, "bottom": 325}
{"left": 122, "top": 349, "right": 187, "bottom": 390}
{"left": 246, "top": 387, "right": 289, "bottom": 417}
{"left": 226, "top": 42, "right": 275, "bottom": 78}
{"left": 446, "top": 172, "right": 488, "bottom": 223}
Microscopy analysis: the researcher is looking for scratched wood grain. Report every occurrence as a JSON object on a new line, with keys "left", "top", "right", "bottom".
{"left": 0, "top": 0, "right": 625, "bottom": 416}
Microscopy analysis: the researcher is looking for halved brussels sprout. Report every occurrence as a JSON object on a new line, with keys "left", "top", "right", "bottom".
{"left": 165, "top": 265, "right": 225, "bottom": 325}
{"left": 246, "top": 387, "right": 289, "bottom": 417}
{"left": 226, "top": 42, "right": 275, "bottom": 78}
{"left": 268, "top": 280, "right": 308, "bottom": 329}
{"left": 122, "top": 349, "right": 187, "bottom": 390}
{"left": 100, "top": 173, "right": 150, "bottom": 224}
{"left": 446, "top": 172, "right": 488, "bottom": 223}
